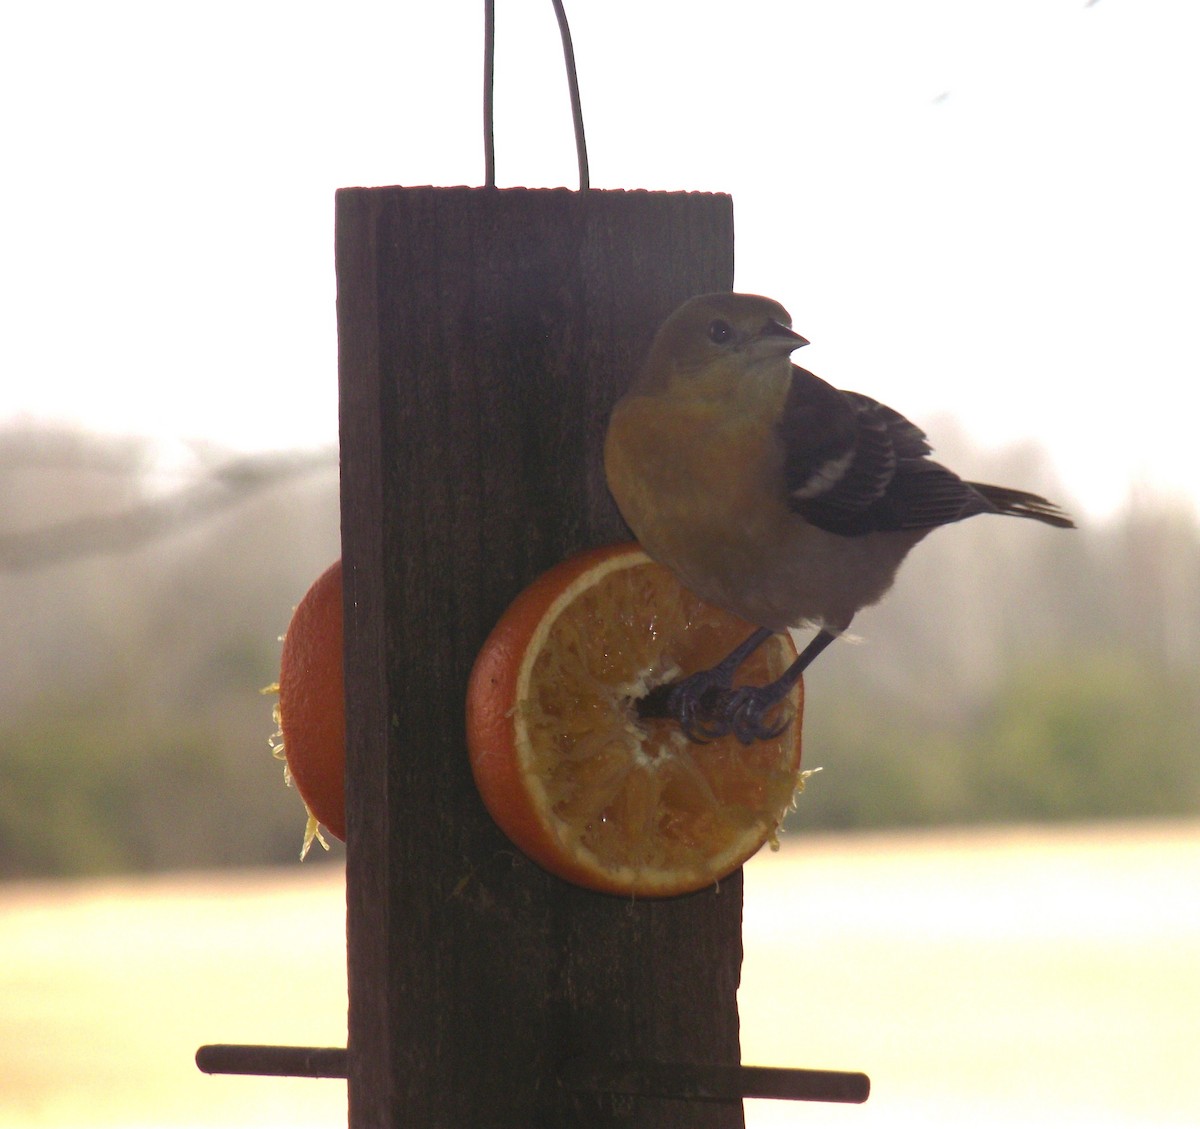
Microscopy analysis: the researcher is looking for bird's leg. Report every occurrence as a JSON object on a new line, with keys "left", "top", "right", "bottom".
{"left": 636, "top": 626, "right": 775, "bottom": 742}
{"left": 716, "top": 628, "right": 837, "bottom": 744}
{"left": 638, "top": 628, "right": 839, "bottom": 745}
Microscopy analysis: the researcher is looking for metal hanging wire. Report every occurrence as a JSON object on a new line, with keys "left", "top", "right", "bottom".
{"left": 483, "top": 0, "right": 589, "bottom": 190}
{"left": 551, "top": 0, "right": 589, "bottom": 190}
{"left": 483, "top": 0, "right": 497, "bottom": 187}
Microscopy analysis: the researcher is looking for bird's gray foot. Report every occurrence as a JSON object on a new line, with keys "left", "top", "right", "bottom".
{"left": 709, "top": 684, "right": 796, "bottom": 744}
{"left": 636, "top": 627, "right": 838, "bottom": 745}
{"left": 636, "top": 675, "right": 794, "bottom": 744}
{"left": 635, "top": 626, "right": 784, "bottom": 744}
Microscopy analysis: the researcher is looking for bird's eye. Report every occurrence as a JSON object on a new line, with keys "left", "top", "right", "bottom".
{"left": 708, "top": 319, "right": 734, "bottom": 345}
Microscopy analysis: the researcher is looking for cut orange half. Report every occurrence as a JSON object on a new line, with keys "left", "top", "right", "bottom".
{"left": 271, "top": 558, "right": 346, "bottom": 854}
{"left": 466, "top": 543, "right": 805, "bottom": 897}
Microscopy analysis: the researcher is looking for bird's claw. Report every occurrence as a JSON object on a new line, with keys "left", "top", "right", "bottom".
{"left": 635, "top": 625, "right": 796, "bottom": 745}
{"left": 641, "top": 678, "right": 792, "bottom": 746}
{"left": 700, "top": 686, "right": 793, "bottom": 745}
{"left": 637, "top": 669, "right": 733, "bottom": 741}
{"left": 672, "top": 684, "right": 734, "bottom": 744}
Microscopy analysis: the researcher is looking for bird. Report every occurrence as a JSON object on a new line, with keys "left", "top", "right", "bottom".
{"left": 604, "top": 291, "right": 1074, "bottom": 745}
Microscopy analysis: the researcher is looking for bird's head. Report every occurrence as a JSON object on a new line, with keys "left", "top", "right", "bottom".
{"left": 635, "top": 292, "right": 809, "bottom": 396}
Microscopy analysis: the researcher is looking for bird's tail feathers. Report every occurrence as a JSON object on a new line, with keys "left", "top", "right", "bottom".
{"left": 970, "top": 483, "right": 1075, "bottom": 529}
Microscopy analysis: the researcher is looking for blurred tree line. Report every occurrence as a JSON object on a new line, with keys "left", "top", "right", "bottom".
{"left": 1, "top": 424, "right": 1197, "bottom": 878}
{"left": 0, "top": 429, "right": 342, "bottom": 877}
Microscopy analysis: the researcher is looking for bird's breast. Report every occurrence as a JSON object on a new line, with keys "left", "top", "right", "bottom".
{"left": 606, "top": 393, "right": 793, "bottom": 620}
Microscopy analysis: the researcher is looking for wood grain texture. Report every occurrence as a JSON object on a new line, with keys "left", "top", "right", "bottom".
{"left": 336, "top": 187, "right": 739, "bottom": 1128}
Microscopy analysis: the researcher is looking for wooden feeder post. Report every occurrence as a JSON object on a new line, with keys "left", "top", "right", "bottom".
{"left": 337, "top": 186, "right": 742, "bottom": 1127}
{"left": 196, "top": 183, "right": 867, "bottom": 1123}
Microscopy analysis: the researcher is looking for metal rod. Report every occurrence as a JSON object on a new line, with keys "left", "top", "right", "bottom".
{"left": 558, "top": 1057, "right": 871, "bottom": 1105}
{"left": 483, "top": 0, "right": 496, "bottom": 187}
{"left": 550, "top": 0, "right": 589, "bottom": 190}
{"left": 195, "top": 1044, "right": 348, "bottom": 1079}
{"left": 195, "top": 1043, "right": 869, "bottom": 1106}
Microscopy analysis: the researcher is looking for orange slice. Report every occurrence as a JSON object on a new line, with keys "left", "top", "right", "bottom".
{"left": 270, "top": 558, "right": 346, "bottom": 855}
{"left": 466, "top": 543, "right": 805, "bottom": 897}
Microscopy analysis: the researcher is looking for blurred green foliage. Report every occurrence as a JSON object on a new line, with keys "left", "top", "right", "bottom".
{"left": 797, "top": 649, "right": 1200, "bottom": 832}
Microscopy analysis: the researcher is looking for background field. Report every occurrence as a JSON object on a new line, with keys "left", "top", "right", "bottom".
{"left": 3, "top": 820, "right": 1196, "bottom": 1128}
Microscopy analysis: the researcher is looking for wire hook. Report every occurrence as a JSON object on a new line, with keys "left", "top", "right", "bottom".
{"left": 483, "top": 0, "right": 496, "bottom": 187}
{"left": 483, "top": 1, "right": 589, "bottom": 190}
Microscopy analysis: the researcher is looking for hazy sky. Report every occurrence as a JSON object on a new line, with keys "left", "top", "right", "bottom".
{"left": 2, "top": 0, "right": 1196, "bottom": 520}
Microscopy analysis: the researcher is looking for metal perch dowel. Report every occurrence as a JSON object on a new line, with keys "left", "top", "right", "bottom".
{"left": 195, "top": 1044, "right": 348, "bottom": 1079}
{"left": 195, "top": 1043, "right": 870, "bottom": 1105}
{"left": 558, "top": 1056, "right": 870, "bottom": 1105}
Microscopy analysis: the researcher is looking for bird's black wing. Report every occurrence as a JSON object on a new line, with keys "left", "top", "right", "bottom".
{"left": 838, "top": 391, "right": 932, "bottom": 459}
{"left": 777, "top": 368, "right": 907, "bottom": 535}
{"left": 778, "top": 368, "right": 1072, "bottom": 535}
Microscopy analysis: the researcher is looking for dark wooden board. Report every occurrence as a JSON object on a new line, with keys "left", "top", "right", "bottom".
{"left": 336, "top": 186, "right": 739, "bottom": 1128}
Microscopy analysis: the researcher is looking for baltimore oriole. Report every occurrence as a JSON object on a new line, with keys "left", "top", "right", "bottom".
{"left": 604, "top": 292, "right": 1073, "bottom": 743}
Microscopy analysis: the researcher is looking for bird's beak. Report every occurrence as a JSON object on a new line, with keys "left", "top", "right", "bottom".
{"left": 757, "top": 319, "right": 809, "bottom": 353}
